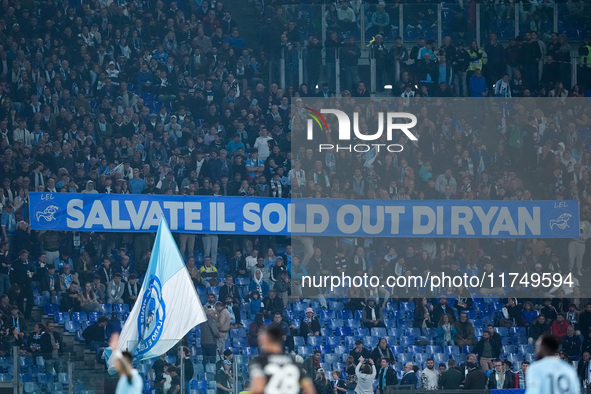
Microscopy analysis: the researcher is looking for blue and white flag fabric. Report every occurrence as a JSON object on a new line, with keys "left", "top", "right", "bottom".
{"left": 105, "top": 216, "right": 206, "bottom": 372}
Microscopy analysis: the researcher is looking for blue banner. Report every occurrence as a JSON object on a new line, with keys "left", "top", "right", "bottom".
{"left": 29, "top": 193, "right": 579, "bottom": 238}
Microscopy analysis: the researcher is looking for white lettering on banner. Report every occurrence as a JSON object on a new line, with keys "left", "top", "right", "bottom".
{"left": 473, "top": 206, "right": 498, "bottom": 235}
{"left": 126, "top": 200, "right": 149, "bottom": 229}
{"left": 66, "top": 199, "right": 84, "bottom": 228}
{"left": 518, "top": 207, "right": 540, "bottom": 235}
{"left": 491, "top": 207, "right": 517, "bottom": 235}
{"left": 451, "top": 206, "right": 475, "bottom": 235}
{"left": 142, "top": 202, "right": 163, "bottom": 230}
{"left": 163, "top": 202, "right": 183, "bottom": 230}
{"left": 217, "top": 202, "right": 236, "bottom": 232}
{"left": 85, "top": 200, "right": 111, "bottom": 229}
{"left": 58, "top": 198, "right": 547, "bottom": 236}
{"left": 112, "top": 201, "right": 131, "bottom": 229}
{"left": 362, "top": 205, "right": 384, "bottom": 234}
{"left": 336, "top": 205, "right": 362, "bottom": 234}
{"left": 305, "top": 204, "right": 329, "bottom": 233}
{"left": 262, "top": 203, "right": 286, "bottom": 233}
{"left": 384, "top": 206, "right": 405, "bottom": 234}
{"left": 184, "top": 202, "right": 202, "bottom": 231}
{"left": 243, "top": 203, "right": 261, "bottom": 232}
{"left": 413, "top": 206, "right": 436, "bottom": 235}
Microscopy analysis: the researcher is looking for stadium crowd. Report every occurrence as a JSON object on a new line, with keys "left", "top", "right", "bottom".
{"left": 0, "top": 0, "right": 591, "bottom": 392}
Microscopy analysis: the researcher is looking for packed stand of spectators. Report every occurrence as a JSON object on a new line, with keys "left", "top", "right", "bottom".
{"left": 0, "top": 0, "right": 591, "bottom": 392}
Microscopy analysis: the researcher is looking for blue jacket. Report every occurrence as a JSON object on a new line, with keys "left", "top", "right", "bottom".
{"left": 469, "top": 75, "right": 488, "bottom": 97}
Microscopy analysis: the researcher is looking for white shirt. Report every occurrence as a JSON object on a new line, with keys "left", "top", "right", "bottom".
{"left": 525, "top": 357, "right": 580, "bottom": 394}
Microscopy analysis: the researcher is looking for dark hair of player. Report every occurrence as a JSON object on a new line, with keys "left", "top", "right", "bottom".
{"left": 122, "top": 351, "right": 133, "bottom": 364}
{"left": 537, "top": 334, "right": 560, "bottom": 359}
{"left": 264, "top": 324, "right": 285, "bottom": 345}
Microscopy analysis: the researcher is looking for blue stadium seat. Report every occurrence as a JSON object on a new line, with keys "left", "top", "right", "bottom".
{"left": 341, "top": 310, "right": 353, "bottom": 320}
{"left": 114, "top": 304, "right": 130, "bottom": 313}
{"left": 508, "top": 353, "right": 524, "bottom": 364}
{"left": 503, "top": 345, "right": 516, "bottom": 354}
{"left": 243, "top": 347, "right": 258, "bottom": 355}
{"left": 461, "top": 345, "right": 474, "bottom": 354}
{"left": 0, "top": 374, "right": 11, "bottom": 382}
{"left": 397, "top": 353, "right": 413, "bottom": 364}
{"left": 320, "top": 310, "right": 335, "bottom": 319}
{"left": 319, "top": 345, "right": 332, "bottom": 354}
{"left": 344, "top": 337, "right": 357, "bottom": 348}
{"left": 444, "top": 346, "right": 460, "bottom": 355}
{"left": 100, "top": 304, "right": 112, "bottom": 314}
{"left": 399, "top": 337, "right": 414, "bottom": 346}
{"left": 433, "top": 353, "right": 449, "bottom": 365}
{"left": 510, "top": 327, "right": 526, "bottom": 337}
{"left": 408, "top": 346, "right": 424, "bottom": 354}
{"left": 389, "top": 328, "right": 403, "bottom": 337}
{"left": 391, "top": 345, "right": 405, "bottom": 354}
{"left": 415, "top": 353, "right": 430, "bottom": 363}
{"left": 519, "top": 345, "right": 534, "bottom": 354}
{"left": 88, "top": 312, "right": 103, "bottom": 322}
{"left": 64, "top": 321, "right": 79, "bottom": 333}
{"left": 293, "top": 337, "right": 306, "bottom": 347}
{"left": 327, "top": 337, "right": 342, "bottom": 347}
{"left": 298, "top": 346, "right": 313, "bottom": 356}
{"left": 362, "top": 337, "right": 376, "bottom": 348}
{"left": 23, "top": 382, "right": 40, "bottom": 393}
{"left": 71, "top": 312, "right": 88, "bottom": 322}
{"left": 405, "top": 328, "right": 421, "bottom": 337}
{"left": 355, "top": 328, "right": 369, "bottom": 336}
{"left": 347, "top": 319, "right": 361, "bottom": 328}
{"left": 371, "top": 327, "right": 387, "bottom": 337}
{"left": 54, "top": 312, "right": 70, "bottom": 324}
{"left": 43, "top": 304, "right": 59, "bottom": 316}
{"left": 336, "top": 327, "right": 352, "bottom": 337}
{"left": 324, "top": 353, "right": 339, "bottom": 364}
{"left": 230, "top": 328, "right": 246, "bottom": 338}
{"left": 426, "top": 345, "right": 442, "bottom": 354}
{"left": 308, "top": 337, "right": 323, "bottom": 347}
{"left": 399, "top": 302, "right": 414, "bottom": 313}
{"left": 329, "top": 319, "right": 344, "bottom": 329}
{"left": 495, "top": 327, "right": 509, "bottom": 337}
{"left": 233, "top": 338, "right": 248, "bottom": 347}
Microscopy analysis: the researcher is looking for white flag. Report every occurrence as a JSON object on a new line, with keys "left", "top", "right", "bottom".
{"left": 105, "top": 216, "right": 206, "bottom": 372}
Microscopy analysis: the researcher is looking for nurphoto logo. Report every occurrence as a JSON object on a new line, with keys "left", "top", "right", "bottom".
{"left": 305, "top": 107, "right": 418, "bottom": 153}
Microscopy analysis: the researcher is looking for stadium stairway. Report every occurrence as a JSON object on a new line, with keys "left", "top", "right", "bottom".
{"left": 38, "top": 305, "right": 108, "bottom": 394}
{"left": 224, "top": 0, "right": 262, "bottom": 51}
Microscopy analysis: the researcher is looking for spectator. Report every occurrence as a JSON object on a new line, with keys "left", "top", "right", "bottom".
{"left": 303, "top": 350, "right": 322, "bottom": 379}
{"left": 313, "top": 368, "right": 332, "bottom": 394}
{"left": 439, "top": 359, "right": 462, "bottom": 389}
{"left": 106, "top": 273, "right": 125, "bottom": 304}
{"left": 399, "top": 363, "right": 418, "bottom": 387}
{"left": 551, "top": 313, "right": 570, "bottom": 341}
{"left": 300, "top": 307, "right": 321, "bottom": 338}
{"left": 463, "top": 363, "right": 488, "bottom": 390}
{"left": 436, "top": 313, "right": 457, "bottom": 347}
{"left": 40, "top": 321, "right": 62, "bottom": 374}
{"left": 454, "top": 312, "right": 475, "bottom": 346}
{"left": 248, "top": 313, "right": 264, "bottom": 347}
{"left": 420, "top": 358, "right": 439, "bottom": 390}
{"left": 215, "top": 301, "right": 231, "bottom": 356}
{"left": 82, "top": 316, "right": 109, "bottom": 351}
{"left": 376, "top": 357, "right": 397, "bottom": 393}
{"left": 371, "top": 338, "right": 395, "bottom": 366}
{"left": 514, "top": 360, "right": 529, "bottom": 389}
{"left": 529, "top": 314, "right": 552, "bottom": 345}
{"left": 354, "top": 357, "right": 376, "bottom": 394}
{"left": 474, "top": 330, "right": 501, "bottom": 371}
{"left": 562, "top": 325, "right": 582, "bottom": 362}
{"left": 80, "top": 282, "right": 103, "bottom": 313}
{"left": 362, "top": 298, "right": 385, "bottom": 329}
{"left": 200, "top": 309, "right": 220, "bottom": 367}
{"left": 488, "top": 359, "right": 514, "bottom": 389}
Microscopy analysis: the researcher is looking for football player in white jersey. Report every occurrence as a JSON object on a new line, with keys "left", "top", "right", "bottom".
{"left": 526, "top": 334, "right": 581, "bottom": 394}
